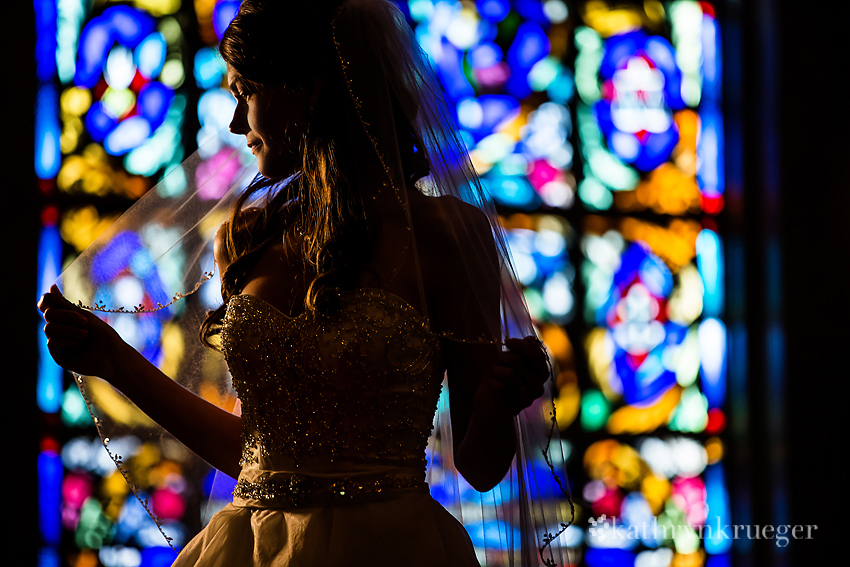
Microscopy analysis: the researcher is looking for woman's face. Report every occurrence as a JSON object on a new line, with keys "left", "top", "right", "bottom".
{"left": 227, "top": 64, "right": 314, "bottom": 179}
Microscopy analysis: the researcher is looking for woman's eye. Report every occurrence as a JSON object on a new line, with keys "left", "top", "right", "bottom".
{"left": 231, "top": 87, "right": 250, "bottom": 101}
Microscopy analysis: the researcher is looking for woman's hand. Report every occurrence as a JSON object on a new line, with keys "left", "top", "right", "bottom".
{"left": 37, "top": 284, "right": 131, "bottom": 381}
{"left": 474, "top": 336, "right": 550, "bottom": 417}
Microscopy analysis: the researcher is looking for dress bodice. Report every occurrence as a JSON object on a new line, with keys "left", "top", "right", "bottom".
{"left": 220, "top": 288, "right": 444, "bottom": 508}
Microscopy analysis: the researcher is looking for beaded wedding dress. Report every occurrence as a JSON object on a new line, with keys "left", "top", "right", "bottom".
{"left": 173, "top": 289, "right": 480, "bottom": 566}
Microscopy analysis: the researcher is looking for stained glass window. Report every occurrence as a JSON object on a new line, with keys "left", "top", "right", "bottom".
{"left": 37, "top": 1, "right": 730, "bottom": 565}
{"left": 396, "top": 1, "right": 729, "bottom": 565}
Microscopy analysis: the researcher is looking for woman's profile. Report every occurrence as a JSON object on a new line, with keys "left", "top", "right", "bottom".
{"left": 39, "top": 1, "right": 571, "bottom": 565}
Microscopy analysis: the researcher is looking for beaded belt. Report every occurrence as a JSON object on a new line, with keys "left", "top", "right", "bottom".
{"left": 232, "top": 471, "right": 427, "bottom": 509}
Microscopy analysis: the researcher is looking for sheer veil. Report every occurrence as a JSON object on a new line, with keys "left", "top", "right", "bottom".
{"left": 56, "top": 1, "right": 574, "bottom": 564}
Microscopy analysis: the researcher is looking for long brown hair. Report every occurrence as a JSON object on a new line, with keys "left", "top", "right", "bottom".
{"left": 199, "top": 0, "right": 430, "bottom": 349}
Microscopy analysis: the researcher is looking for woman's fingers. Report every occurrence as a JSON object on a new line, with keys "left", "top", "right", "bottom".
{"left": 47, "top": 335, "right": 87, "bottom": 352}
{"left": 40, "top": 286, "right": 91, "bottom": 353}
{"left": 504, "top": 337, "right": 549, "bottom": 377}
{"left": 43, "top": 307, "right": 88, "bottom": 325}
{"left": 488, "top": 363, "right": 525, "bottom": 392}
{"left": 483, "top": 337, "right": 551, "bottom": 415}
{"left": 495, "top": 352, "right": 543, "bottom": 395}
{"left": 38, "top": 284, "right": 78, "bottom": 311}
{"left": 44, "top": 321, "right": 88, "bottom": 340}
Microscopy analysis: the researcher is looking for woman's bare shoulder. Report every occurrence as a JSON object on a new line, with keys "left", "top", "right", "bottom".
{"left": 409, "top": 193, "right": 498, "bottom": 288}
{"left": 411, "top": 193, "right": 493, "bottom": 243}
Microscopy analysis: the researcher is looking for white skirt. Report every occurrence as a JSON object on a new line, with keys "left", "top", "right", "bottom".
{"left": 173, "top": 491, "right": 480, "bottom": 567}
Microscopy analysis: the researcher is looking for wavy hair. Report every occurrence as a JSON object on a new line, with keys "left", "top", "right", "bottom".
{"left": 199, "top": 0, "right": 429, "bottom": 349}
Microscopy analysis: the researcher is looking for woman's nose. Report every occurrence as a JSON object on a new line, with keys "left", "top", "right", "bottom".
{"left": 229, "top": 102, "right": 249, "bottom": 135}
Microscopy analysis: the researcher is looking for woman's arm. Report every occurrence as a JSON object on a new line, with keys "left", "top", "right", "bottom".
{"left": 101, "top": 344, "right": 243, "bottom": 479}
{"left": 444, "top": 341, "right": 515, "bottom": 492}
{"left": 38, "top": 286, "right": 243, "bottom": 479}
{"left": 445, "top": 338, "right": 548, "bottom": 492}
{"left": 431, "top": 199, "right": 548, "bottom": 492}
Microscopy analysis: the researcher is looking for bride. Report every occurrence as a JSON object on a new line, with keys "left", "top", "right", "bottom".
{"left": 39, "top": 1, "right": 559, "bottom": 565}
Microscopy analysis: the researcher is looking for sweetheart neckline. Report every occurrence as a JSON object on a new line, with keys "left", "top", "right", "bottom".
{"left": 229, "top": 287, "right": 433, "bottom": 330}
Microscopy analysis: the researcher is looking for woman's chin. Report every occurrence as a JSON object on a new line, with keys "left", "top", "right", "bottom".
{"left": 256, "top": 154, "right": 298, "bottom": 180}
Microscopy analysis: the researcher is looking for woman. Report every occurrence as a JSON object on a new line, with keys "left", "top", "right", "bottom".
{"left": 39, "top": 1, "right": 564, "bottom": 565}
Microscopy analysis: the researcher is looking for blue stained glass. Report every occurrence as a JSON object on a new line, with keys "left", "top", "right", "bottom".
{"left": 37, "top": 548, "right": 60, "bottom": 567}
{"left": 702, "top": 14, "right": 721, "bottom": 103}
{"left": 610, "top": 242, "right": 671, "bottom": 297}
{"left": 599, "top": 31, "right": 642, "bottom": 78}
{"left": 203, "top": 469, "right": 237, "bottom": 500}
{"left": 643, "top": 37, "right": 684, "bottom": 105}
{"left": 534, "top": 248, "right": 566, "bottom": 277}
{"left": 699, "top": 318, "right": 727, "bottom": 409}
{"left": 84, "top": 101, "right": 119, "bottom": 142}
{"left": 139, "top": 272, "right": 171, "bottom": 318}
{"left": 34, "top": 0, "right": 58, "bottom": 81}
{"left": 35, "top": 84, "right": 61, "bottom": 180}
{"left": 697, "top": 230, "right": 725, "bottom": 318}
{"left": 213, "top": 0, "right": 242, "bottom": 42}
{"left": 138, "top": 81, "right": 174, "bottom": 130}
{"left": 476, "top": 0, "right": 510, "bottom": 22}
{"left": 38, "top": 326, "right": 63, "bottom": 414}
{"left": 706, "top": 554, "right": 732, "bottom": 567}
{"left": 129, "top": 248, "right": 156, "bottom": 280}
{"left": 637, "top": 255, "right": 673, "bottom": 298}
{"left": 594, "top": 30, "right": 688, "bottom": 172}
{"left": 593, "top": 101, "right": 679, "bottom": 172}
{"left": 75, "top": 20, "right": 113, "bottom": 87}
{"left": 465, "top": 520, "right": 521, "bottom": 548}
{"left": 460, "top": 94, "right": 519, "bottom": 140}
{"left": 197, "top": 88, "right": 237, "bottom": 130}
{"left": 105, "top": 5, "right": 155, "bottom": 49}
{"left": 428, "top": 483, "right": 453, "bottom": 506}
{"left": 140, "top": 546, "right": 179, "bottom": 567}
{"left": 75, "top": 6, "right": 155, "bottom": 87}
{"left": 584, "top": 548, "right": 635, "bottom": 567}
{"left": 480, "top": 94, "right": 519, "bottom": 129}
{"left": 469, "top": 42, "right": 503, "bottom": 69}
{"left": 434, "top": 38, "right": 475, "bottom": 102}
{"left": 698, "top": 106, "right": 724, "bottom": 197}
{"left": 483, "top": 175, "right": 540, "bottom": 210}
{"left": 37, "top": 222, "right": 62, "bottom": 296}
{"left": 194, "top": 47, "right": 225, "bottom": 90}
{"left": 511, "top": 29, "right": 549, "bottom": 68}
{"left": 135, "top": 32, "right": 167, "bottom": 79}
{"left": 704, "top": 463, "right": 732, "bottom": 554}
{"left": 616, "top": 347, "right": 676, "bottom": 404}
{"left": 547, "top": 68, "right": 575, "bottom": 104}
{"left": 112, "top": 493, "right": 149, "bottom": 544}
{"left": 505, "top": 22, "right": 549, "bottom": 98}
{"left": 600, "top": 243, "right": 686, "bottom": 404}
{"left": 104, "top": 116, "right": 152, "bottom": 155}
{"left": 36, "top": 226, "right": 62, "bottom": 414}
{"left": 90, "top": 231, "right": 141, "bottom": 285}
{"left": 526, "top": 461, "right": 571, "bottom": 498}
{"left": 38, "top": 451, "right": 62, "bottom": 545}
{"left": 514, "top": 0, "right": 549, "bottom": 26}
{"left": 137, "top": 318, "right": 164, "bottom": 363}
{"left": 477, "top": 17, "right": 499, "bottom": 43}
